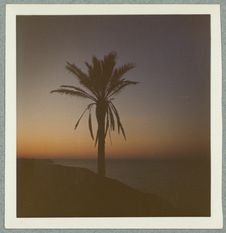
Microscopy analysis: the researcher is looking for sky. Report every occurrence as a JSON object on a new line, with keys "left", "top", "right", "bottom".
{"left": 17, "top": 15, "right": 210, "bottom": 159}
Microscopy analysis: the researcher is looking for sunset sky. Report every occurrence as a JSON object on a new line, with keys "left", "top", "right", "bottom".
{"left": 17, "top": 15, "right": 210, "bottom": 159}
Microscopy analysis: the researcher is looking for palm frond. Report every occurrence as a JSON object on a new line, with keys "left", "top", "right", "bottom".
{"left": 74, "top": 103, "right": 95, "bottom": 130}
{"left": 109, "top": 101, "right": 126, "bottom": 140}
{"left": 108, "top": 129, "right": 112, "bottom": 145}
{"left": 85, "top": 62, "right": 92, "bottom": 70}
{"left": 66, "top": 62, "right": 89, "bottom": 82}
{"left": 84, "top": 53, "right": 118, "bottom": 97}
{"left": 66, "top": 62, "right": 99, "bottom": 98}
{"left": 106, "top": 63, "right": 135, "bottom": 96}
{"left": 112, "top": 63, "right": 135, "bottom": 81}
{"left": 95, "top": 129, "right": 99, "bottom": 147}
{"left": 108, "top": 80, "right": 138, "bottom": 97}
{"left": 92, "top": 56, "right": 103, "bottom": 76}
{"left": 119, "top": 63, "right": 135, "bottom": 72}
{"left": 84, "top": 61, "right": 105, "bottom": 98}
{"left": 105, "top": 110, "right": 109, "bottom": 137}
{"left": 102, "top": 52, "right": 117, "bottom": 86}
{"left": 91, "top": 56, "right": 110, "bottom": 97}
{"left": 108, "top": 104, "right": 115, "bottom": 131}
{"left": 50, "top": 89, "right": 90, "bottom": 99}
{"left": 88, "top": 108, "right": 94, "bottom": 140}
{"left": 74, "top": 108, "right": 88, "bottom": 130}
{"left": 60, "top": 85, "right": 97, "bottom": 101}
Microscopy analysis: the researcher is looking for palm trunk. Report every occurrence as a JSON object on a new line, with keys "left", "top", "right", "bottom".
{"left": 96, "top": 101, "right": 106, "bottom": 177}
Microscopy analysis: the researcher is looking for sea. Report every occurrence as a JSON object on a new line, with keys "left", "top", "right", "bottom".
{"left": 53, "top": 157, "right": 210, "bottom": 214}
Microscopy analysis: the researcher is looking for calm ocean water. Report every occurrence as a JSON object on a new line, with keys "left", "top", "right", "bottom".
{"left": 53, "top": 157, "right": 210, "bottom": 213}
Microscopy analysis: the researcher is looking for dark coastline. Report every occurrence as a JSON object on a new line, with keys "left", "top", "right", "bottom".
{"left": 17, "top": 158, "right": 210, "bottom": 217}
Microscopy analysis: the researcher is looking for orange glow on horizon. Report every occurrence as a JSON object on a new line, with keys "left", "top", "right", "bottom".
{"left": 16, "top": 15, "right": 210, "bottom": 161}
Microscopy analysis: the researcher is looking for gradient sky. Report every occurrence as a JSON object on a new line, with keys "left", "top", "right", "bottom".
{"left": 17, "top": 15, "right": 210, "bottom": 159}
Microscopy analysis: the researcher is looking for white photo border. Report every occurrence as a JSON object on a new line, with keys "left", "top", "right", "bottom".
{"left": 5, "top": 4, "right": 223, "bottom": 229}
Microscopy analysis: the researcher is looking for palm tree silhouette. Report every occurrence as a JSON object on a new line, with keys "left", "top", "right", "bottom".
{"left": 51, "top": 52, "right": 137, "bottom": 177}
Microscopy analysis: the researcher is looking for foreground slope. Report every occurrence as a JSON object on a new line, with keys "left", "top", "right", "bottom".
{"left": 17, "top": 158, "right": 177, "bottom": 217}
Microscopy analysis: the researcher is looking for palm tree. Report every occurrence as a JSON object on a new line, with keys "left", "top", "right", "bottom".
{"left": 51, "top": 52, "right": 137, "bottom": 177}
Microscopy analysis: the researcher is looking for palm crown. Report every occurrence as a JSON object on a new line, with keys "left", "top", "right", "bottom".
{"left": 51, "top": 52, "right": 137, "bottom": 176}
{"left": 51, "top": 52, "right": 137, "bottom": 144}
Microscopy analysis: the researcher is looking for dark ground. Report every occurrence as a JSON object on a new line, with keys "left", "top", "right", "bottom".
{"left": 17, "top": 158, "right": 208, "bottom": 217}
